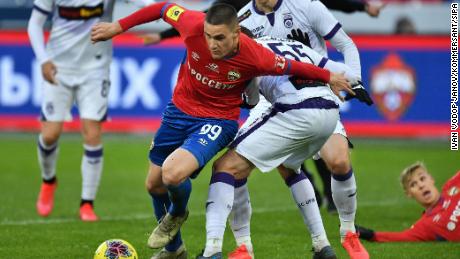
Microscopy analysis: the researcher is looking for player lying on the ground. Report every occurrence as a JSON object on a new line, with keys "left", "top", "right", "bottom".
{"left": 357, "top": 162, "right": 460, "bottom": 242}
{"left": 91, "top": 2, "right": 353, "bottom": 258}
{"left": 199, "top": 32, "right": 365, "bottom": 259}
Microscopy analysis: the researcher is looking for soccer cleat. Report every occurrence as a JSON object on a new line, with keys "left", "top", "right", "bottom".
{"left": 341, "top": 232, "right": 369, "bottom": 259}
{"left": 36, "top": 181, "right": 57, "bottom": 217}
{"left": 196, "top": 251, "right": 222, "bottom": 259}
{"left": 79, "top": 203, "right": 99, "bottom": 221}
{"left": 312, "top": 246, "right": 337, "bottom": 259}
{"left": 148, "top": 210, "right": 189, "bottom": 249}
{"left": 151, "top": 243, "right": 187, "bottom": 259}
{"left": 228, "top": 244, "right": 254, "bottom": 259}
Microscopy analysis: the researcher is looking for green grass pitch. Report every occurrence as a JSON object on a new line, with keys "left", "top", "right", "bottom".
{"left": 0, "top": 133, "right": 459, "bottom": 258}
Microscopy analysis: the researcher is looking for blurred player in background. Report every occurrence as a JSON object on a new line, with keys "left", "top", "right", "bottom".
{"left": 357, "top": 162, "right": 460, "bottom": 242}
{"left": 91, "top": 2, "right": 350, "bottom": 258}
{"left": 236, "top": 0, "right": 374, "bottom": 258}
{"left": 28, "top": 0, "right": 117, "bottom": 221}
{"left": 201, "top": 32, "right": 362, "bottom": 259}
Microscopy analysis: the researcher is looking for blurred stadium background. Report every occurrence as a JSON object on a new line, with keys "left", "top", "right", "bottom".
{"left": 0, "top": 0, "right": 458, "bottom": 258}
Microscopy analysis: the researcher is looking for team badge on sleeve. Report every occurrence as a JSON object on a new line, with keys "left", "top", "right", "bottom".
{"left": 275, "top": 55, "right": 287, "bottom": 70}
{"left": 166, "top": 5, "right": 185, "bottom": 22}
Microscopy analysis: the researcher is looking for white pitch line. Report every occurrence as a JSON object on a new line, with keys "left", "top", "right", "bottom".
{"left": 0, "top": 199, "right": 411, "bottom": 226}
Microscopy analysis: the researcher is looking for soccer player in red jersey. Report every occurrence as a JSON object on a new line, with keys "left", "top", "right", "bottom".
{"left": 357, "top": 162, "right": 460, "bottom": 242}
{"left": 91, "top": 2, "right": 353, "bottom": 257}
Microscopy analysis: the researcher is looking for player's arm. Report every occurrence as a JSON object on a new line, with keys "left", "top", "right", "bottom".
{"left": 28, "top": 2, "right": 57, "bottom": 85}
{"left": 241, "top": 79, "right": 260, "bottom": 109}
{"left": 92, "top": 2, "right": 197, "bottom": 43}
{"left": 357, "top": 221, "right": 438, "bottom": 242}
{"left": 254, "top": 42, "right": 354, "bottom": 101}
{"left": 441, "top": 171, "right": 460, "bottom": 193}
{"left": 322, "top": 58, "right": 373, "bottom": 105}
{"left": 307, "top": 1, "right": 361, "bottom": 78}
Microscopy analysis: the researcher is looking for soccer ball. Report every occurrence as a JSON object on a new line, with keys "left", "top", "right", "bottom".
{"left": 94, "top": 239, "right": 138, "bottom": 259}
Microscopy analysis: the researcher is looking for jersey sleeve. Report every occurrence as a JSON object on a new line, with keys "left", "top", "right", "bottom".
{"left": 118, "top": 2, "right": 204, "bottom": 37}
{"left": 255, "top": 44, "right": 330, "bottom": 82}
{"left": 373, "top": 219, "right": 437, "bottom": 242}
{"left": 161, "top": 4, "right": 205, "bottom": 38}
{"left": 33, "top": 0, "right": 53, "bottom": 15}
{"left": 305, "top": 0, "right": 341, "bottom": 40}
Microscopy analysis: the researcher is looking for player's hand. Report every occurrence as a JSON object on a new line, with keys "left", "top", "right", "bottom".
{"left": 356, "top": 225, "right": 376, "bottom": 241}
{"left": 287, "top": 28, "right": 310, "bottom": 47}
{"left": 365, "top": 2, "right": 386, "bottom": 17}
{"left": 344, "top": 81, "right": 374, "bottom": 106}
{"left": 139, "top": 33, "right": 162, "bottom": 45}
{"left": 91, "top": 22, "right": 123, "bottom": 43}
{"left": 41, "top": 61, "right": 57, "bottom": 85}
{"left": 240, "top": 93, "right": 257, "bottom": 109}
{"left": 328, "top": 72, "right": 354, "bottom": 102}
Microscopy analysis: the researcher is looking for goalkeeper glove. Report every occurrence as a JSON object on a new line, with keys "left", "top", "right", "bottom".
{"left": 345, "top": 81, "right": 374, "bottom": 106}
{"left": 287, "top": 28, "right": 311, "bottom": 47}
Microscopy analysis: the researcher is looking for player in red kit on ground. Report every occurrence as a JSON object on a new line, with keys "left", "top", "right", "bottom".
{"left": 357, "top": 162, "right": 460, "bottom": 242}
{"left": 91, "top": 2, "right": 353, "bottom": 257}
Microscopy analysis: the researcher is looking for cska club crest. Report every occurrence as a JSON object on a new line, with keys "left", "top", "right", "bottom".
{"left": 370, "top": 53, "right": 416, "bottom": 121}
{"left": 228, "top": 70, "right": 241, "bottom": 81}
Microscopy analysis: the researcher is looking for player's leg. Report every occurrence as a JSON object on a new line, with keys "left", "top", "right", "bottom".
{"left": 228, "top": 177, "right": 253, "bottom": 259}
{"left": 77, "top": 73, "right": 110, "bottom": 221}
{"left": 36, "top": 78, "right": 72, "bottom": 217}
{"left": 149, "top": 114, "right": 239, "bottom": 249}
{"left": 36, "top": 121, "right": 63, "bottom": 216}
{"left": 278, "top": 165, "right": 335, "bottom": 258}
{"left": 79, "top": 119, "right": 104, "bottom": 221}
{"left": 319, "top": 125, "right": 368, "bottom": 259}
{"left": 313, "top": 158, "right": 335, "bottom": 213}
{"left": 201, "top": 149, "right": 254, "bottom": 258}
{"left": 301, "top": 163, "right": 323, "bottom": 208}
{"left": 146, "top": 114, "right": 191, "bottom": 255}
{"left": 226, "top": 100, "right": 272, "bottom": 259}
{"left": 319, "top": 133, "right": 355, "bottom": 236}
{"left": 147, "top": 148, "right": 195, "bottom": 249}
{"left": 146, "top": 162, "right": 186, "bottom": 258}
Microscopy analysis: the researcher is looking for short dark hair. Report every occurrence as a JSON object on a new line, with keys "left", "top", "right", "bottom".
{"left": 205, "top": 3, "right": 238, "bottom": 28}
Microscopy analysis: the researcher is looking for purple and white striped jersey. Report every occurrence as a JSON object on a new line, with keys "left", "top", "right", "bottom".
{"left": 238, "top": 0, "right": 361, "bottom": 78}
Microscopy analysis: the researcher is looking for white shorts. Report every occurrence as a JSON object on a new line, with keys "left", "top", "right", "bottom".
{"left": 233, "top": 98, "right": 339, "bottom": 173}
{"left": 41, "top": 69, "right": 110, "bottom": 122}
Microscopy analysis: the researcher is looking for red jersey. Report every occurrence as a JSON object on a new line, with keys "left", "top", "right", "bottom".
{"left": 374, "top": 171, "right": 460, "bottom": 242}
{"left": 118, "top": 2, "right": 330, "bottom": 120}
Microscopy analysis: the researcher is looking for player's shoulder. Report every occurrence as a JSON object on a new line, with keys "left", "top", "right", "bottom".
{"left": 237, "top": 1, "right": 255, "bottom": 23}
{"left": 441, "top": 171, "right": 460, "bottom": 195}
{"left": 255, "top": 36, "right": 296, "bottom": 47}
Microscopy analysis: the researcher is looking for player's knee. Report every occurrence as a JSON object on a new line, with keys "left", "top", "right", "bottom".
{"left": 41, "top": 132, "right": 60, "bottom": 146}
{"left": 328, "top": 157, "right": 351, "bottom": 175}
{"left": 162, "top": 166, "right": 186, "bottom": 186}
{"left": 213, "top": 156, "right": 234, "bottom": 173}
{"left": 82, "top": 130, "right": 101, "bottom": 146}
{"left": 145, "top": 177, "right": 165, "bottom": 194}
